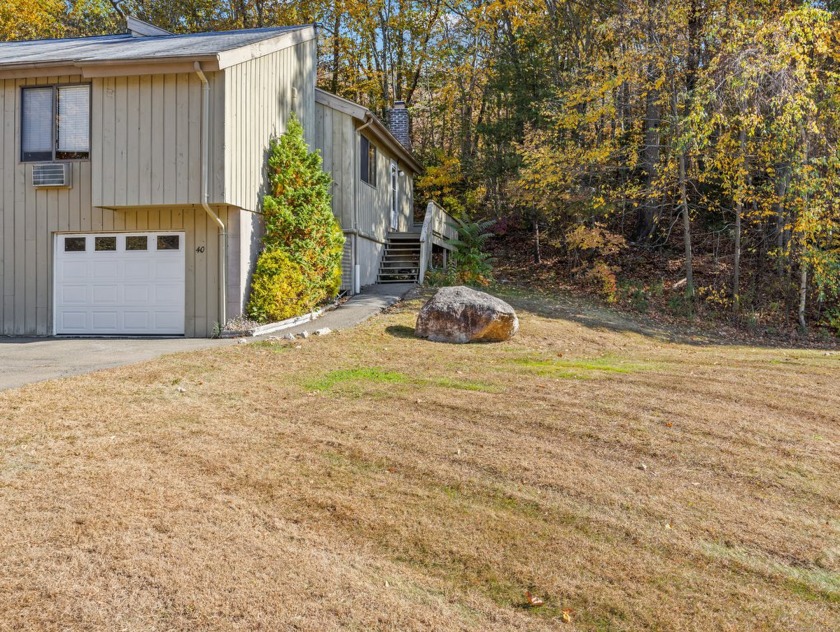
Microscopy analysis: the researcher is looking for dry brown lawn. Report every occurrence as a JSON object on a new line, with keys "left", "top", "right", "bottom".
{"left": 0, "top": 289, "right": 838, "bottom": 631}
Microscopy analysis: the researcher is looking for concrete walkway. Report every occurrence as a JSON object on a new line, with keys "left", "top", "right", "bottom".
{"left": 0, "top": 284, "right": 417, "bottom": 392}
{"left": 255, "top": 283, "right": 417, "bottom": 338}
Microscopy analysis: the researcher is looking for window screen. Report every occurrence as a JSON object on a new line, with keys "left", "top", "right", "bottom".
{"left": 57, "top": 86, "right": 90, "bottom": 159}
{"left": 21, "top": 85, "right": 90, "bottom": 162}
{"left": 22, "top": 87, "right": 54, "bottom": 162}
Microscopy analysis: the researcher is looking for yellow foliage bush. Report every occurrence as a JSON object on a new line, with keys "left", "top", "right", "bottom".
{"left": 247, "top": 250, "right": 313, "bottom": 323}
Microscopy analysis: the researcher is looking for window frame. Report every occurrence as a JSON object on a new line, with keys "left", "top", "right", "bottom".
{"left": 21, "top": 83, "right": 92, "bottom": 164}
{"left": 360, "top": 134, "right": 377, "bottom": 188}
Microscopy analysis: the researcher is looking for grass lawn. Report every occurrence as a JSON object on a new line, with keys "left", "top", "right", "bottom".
{"left": 0, "top": 289, "right": 838, "bottom": 631}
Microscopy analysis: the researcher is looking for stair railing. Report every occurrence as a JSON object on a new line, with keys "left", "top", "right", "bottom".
{"left": 418, "top": 201, "right": 457, "bottom": 284}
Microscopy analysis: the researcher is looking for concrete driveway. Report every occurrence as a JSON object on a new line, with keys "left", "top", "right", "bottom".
{"left": 0, "top": 337, "right": 230, "bottom": 392}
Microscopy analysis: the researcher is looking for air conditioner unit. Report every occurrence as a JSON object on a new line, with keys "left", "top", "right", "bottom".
{"left": 31, "top": 163, "right": 72, "bottom": 188}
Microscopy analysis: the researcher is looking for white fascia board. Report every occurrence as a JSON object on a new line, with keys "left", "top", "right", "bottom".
{"left": 216, "top": 26, "right": 316, "bottom": 69}
{"left": 315, "top": 88, "right": 368, "bottom": 121}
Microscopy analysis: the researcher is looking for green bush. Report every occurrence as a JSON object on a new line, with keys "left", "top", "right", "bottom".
{"left": 444, "top": 216, "right": 495, "bottom": 286}
{"left": 247, "top": 250, "right": 311, "bottom": 322}
{"left": 248, "top": 114, "right": 345, "bottom": 322}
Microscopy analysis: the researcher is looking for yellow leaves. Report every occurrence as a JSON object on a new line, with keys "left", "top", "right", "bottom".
{"left": 567, "top": 225, "right": 627, "bottom": 257}
{"left": 524, "top": 590, "right": 544, "bottom": 607}
{"left": 0, "top": 0, "right": 64, "bottom": 41}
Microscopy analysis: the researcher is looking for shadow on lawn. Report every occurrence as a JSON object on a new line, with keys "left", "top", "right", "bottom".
{"left": 385, "top": 325, "right": 416, "bottom": 339}
{"left": 492, "top": 286, "right": 839, "bottom": 351}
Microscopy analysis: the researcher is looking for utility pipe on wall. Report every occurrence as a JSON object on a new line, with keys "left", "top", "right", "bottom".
{"left": 194, "top": 62, "right": 227, "bottom": 330}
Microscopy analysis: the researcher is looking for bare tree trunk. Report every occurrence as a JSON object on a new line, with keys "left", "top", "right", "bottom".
{"left": 733, "top": 127, "right": 746, "bottom": 312}
{"left": 679, "top": 152, "right": 694, "bottom": 299}
{"left": 638, "top": 69, "right": 660, "bottom": 243}
{"left": 637, "top": 0, "right": 661, "bottom": 244}
{"left": 534, "top": 219, "right": 542, "bottom": 264}
{"left": 331, "top": 14, "right": 341, "bottom": 94}
{"left": 798, "top": 263, "right": 808, "bottom": 330}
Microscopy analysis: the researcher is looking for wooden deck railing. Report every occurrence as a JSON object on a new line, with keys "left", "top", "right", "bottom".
{"left": 418, "top": 201, "right": 458, "bottom": 284}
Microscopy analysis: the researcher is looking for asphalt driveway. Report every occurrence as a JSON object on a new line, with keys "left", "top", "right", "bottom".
{"left": 0, "top": 284, "right": 416, "bottom": 393}
{"left": 0, "top": 338, "right": 230, "bottom": 392}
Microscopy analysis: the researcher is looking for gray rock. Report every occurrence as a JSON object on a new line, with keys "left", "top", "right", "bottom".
{"left": 299, "top": 330, "right": 310, "bottom": 339}
{"left": 415, "top": 286, "right": 519, "bottom": 343}
{"left": 315, "top": 328, "right": 332, "bottom": 336}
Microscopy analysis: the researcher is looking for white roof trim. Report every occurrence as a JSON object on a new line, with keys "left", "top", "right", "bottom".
{"left": 127, "top": 16, "right": 173, "bottom": 37}
{"left": 216, "top": 25, "right": 316, "bottom": 69}
{"left": 315, "top": 88, "right": 423, "bottom": 175}
{"left": 315, "top": 88, "right": 368, "bottom": 120}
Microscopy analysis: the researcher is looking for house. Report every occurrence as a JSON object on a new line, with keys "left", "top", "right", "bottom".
{"left": 0, "top": 17, "right": 454, "bottom": 337}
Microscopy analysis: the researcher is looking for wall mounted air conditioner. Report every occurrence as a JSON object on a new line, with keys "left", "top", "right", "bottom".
{"left": 31, "top": 163, "right": 72, "bottom": 188}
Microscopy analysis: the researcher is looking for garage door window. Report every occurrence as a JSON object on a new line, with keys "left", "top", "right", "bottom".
{"left": 95, "top": 236, "right": 117, "bottom": 251}
{"left": 64, "top": 237, "right": 86, "bottom": 252}
{"left": 157, "top": 235, "right": 180, "bottom": 250}
{"left": 126, "top": 236, "right": 148, "bottom": 251}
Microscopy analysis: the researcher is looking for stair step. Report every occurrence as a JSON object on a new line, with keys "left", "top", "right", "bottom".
{"left": 385, "top": 245, "right": 419, "bottom": 250}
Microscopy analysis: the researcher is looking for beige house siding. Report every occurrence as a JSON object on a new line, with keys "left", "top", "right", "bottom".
{"left": 92, "top": 72, "right": 225, "bottom": 208}
{"left": 314, "top": 98, "right": 416, "bottom": 291}
{"left": 357, "top": 132, "right": 414, "bottom": 241}
{"left": 314, "top": 101, "right": 355, "bottom": 229}
{"left": 224, "top": 38, "right": 316, "bottom": 213}
{"left": 0, "top": 74, "right": 230, "bottom": 337}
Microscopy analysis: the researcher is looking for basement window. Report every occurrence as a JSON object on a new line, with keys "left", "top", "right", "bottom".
{"left": 360, "top": 135, "right": 377, "bottom": 187}
{"left": 21, "top": 85, "right": 91, "bottom": 162}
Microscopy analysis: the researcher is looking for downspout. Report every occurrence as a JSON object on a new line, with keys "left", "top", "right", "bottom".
{"left": 354, "top": 115, "right": 375, "bottom": 294}
{"left": 194, "top": 62, "right": 227, "bottom": 329}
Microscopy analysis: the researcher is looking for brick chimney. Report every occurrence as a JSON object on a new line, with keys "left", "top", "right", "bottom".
{"left": 388, "top": 101, "right": 411, "bottom": 151}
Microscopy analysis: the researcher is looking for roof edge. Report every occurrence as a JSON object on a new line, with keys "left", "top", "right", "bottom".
{"left": 216, "top": 25, "right": 316, "bottom": 69}
{"left": 315, "top": 88, "right": 423, "bottom": 175}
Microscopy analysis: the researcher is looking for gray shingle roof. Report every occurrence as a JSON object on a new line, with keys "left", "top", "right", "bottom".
{"left": 0, "top": 26, "right": 308, "bottom": 67}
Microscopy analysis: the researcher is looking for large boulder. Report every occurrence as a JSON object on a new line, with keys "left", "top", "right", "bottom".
{"left": 415, "top": 286, "right": 519, "bottom": 343}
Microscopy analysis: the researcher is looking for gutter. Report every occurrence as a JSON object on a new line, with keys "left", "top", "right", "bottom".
{"left": 194, "top": 61, "right": 228, "bottom": 330}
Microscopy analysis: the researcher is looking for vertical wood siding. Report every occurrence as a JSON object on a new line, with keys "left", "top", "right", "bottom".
{"left": 0, "top": 74, "right": 227, "bottom": 337}
{"left": 92, "top": 72, "right": 225, "bottom": 208}
{"left": 356, "top": 134, "right": 414, "bottom": 240}
{"left": 315, "top": 97, "right": 416, "bottom": 291}
{"left": 224, "top": 39, "right": 316, "bottom": 213}
{"left": 314, "top": 101, "right": 355, "bottom": 228}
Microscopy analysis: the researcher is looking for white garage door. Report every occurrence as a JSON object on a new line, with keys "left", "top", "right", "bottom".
{"left": 54, "top": 232, "right": 186, "bottom": 335}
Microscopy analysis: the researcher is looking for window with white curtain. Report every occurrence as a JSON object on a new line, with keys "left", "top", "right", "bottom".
{"left": 21, "top": 85, "right": 90, "bottom": 162}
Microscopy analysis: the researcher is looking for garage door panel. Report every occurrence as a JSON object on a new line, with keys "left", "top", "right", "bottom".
{"left": 60, "top": 312, "right": 88, "bottom": 331}
{"left": 61, "top": 260, "right": 89, "bottom": 281}
{"left": 60, "top": 285, "right": 89, "bottom": 304}
{"left": 125, "top": 260, "right": 153, "bottom": 279}
{"left": 92, "top": 285, "right": 119, "bottom": 304}
{"left": 123, "top": 285, "right": 151, "bottom": 304}
{"left": 92, "top": 312, "right": 119, "bottom": 331}
{"left": 154, "top": 312, "right": 183, "bottom": 330}
{"left": 55, "top": 232, "right": 185, "bottom": 335}
{"left": 92, "top": 261, "right": 120, "bottom": 280}
{"left": 123, "top": 312, "right": 150, "bottom": 330}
